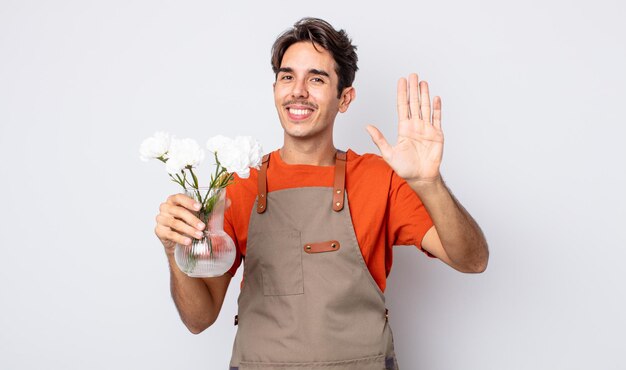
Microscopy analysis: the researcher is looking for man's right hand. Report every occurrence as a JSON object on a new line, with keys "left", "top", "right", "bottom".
{"left": 154, "top": 194, "right": 206, "bottom": 255}
{"left": 155, "top": 193, "right": 233, "bottom": 333}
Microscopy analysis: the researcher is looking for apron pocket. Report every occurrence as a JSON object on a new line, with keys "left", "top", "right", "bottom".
{"left": 259, "top": 230, "right": 303, "bottom": 296}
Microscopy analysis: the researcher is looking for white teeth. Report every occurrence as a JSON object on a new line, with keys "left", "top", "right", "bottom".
{"left": 290, "top": 108, "right": 311, "bottom": 116}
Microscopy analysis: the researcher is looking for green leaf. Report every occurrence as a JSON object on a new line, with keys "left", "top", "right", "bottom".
{"left": 190, "top": 168, "right": 199, "bottom": 188}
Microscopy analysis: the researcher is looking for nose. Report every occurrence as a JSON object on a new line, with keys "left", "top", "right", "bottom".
{"left": 291, "top": 78, "right": 309, "bottom": 99}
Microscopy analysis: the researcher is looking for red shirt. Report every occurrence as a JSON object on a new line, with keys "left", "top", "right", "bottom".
{"left": 224, "top": 149, "right": 433, "bottom": 292}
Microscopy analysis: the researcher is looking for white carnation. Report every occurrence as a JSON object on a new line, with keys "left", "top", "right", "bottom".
{"left": 218, "top": 144, "right": 251, "bottom": 178}
{"left": 234, "top": 136, "right": 263, "bottom": 169}
{"left": 165, "top": 156, "right": 185, "bottom": 174}
{"left": 234, "top": 166, "right": 251, "bottom": 178}
{"left": 165, "top": 138, "right": 205, "bottom": 174}
{"left": 139, "top": 132, "right": 171, "bottom": 161}
{"left": 205, "top": 136, "right": 262, "bottom": 178}
{"left": 206, "top": 135, "right": 234, "bottom": 153}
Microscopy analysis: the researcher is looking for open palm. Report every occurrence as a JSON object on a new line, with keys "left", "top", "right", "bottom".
{"left": 367, "top": 73, "right": 444, "bottom": 183}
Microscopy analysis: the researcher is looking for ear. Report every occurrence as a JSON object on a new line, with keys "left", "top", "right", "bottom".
{"left": 338, "top": 87, "right": 356, "bottom": 113}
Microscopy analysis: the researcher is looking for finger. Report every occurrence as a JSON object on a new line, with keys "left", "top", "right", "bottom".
{"left": 155, "top": 224, "right": 192, "bottom": 246}
{"left": 366, "top": 125, "right": 393, "bottom": 160}
{"left": 165, "top": 193, "right": 204, "bottom": 228}
{"left": 167, "top": 193, "right": 202, "bottom": 212}
{"left": 156, "top": 213, "right": 204, "bottom": 240}
{"left": 419, "top": 81, "right": 431, "bottom": 124}
{"left": 408, "top": 73, "right": 421, "bottom": 120}
{"left": 433, "top": 96, "right": 442, "bottom": 130}
{"left": 160, "top": 201, "right": 205, "bottom": 230}
{"left": 396, "top": 78, "right": 409, "bottom": 121}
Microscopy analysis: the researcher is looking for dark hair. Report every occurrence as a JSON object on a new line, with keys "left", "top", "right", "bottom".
{"left": 271, "top": 17, "right": 358, "bottom": 98}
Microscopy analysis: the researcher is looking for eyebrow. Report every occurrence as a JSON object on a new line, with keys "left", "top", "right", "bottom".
{"left": 277, "top": 67, "right": 330, "bottom": 78}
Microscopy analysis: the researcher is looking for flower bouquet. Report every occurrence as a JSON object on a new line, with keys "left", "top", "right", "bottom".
{"left": 140, "top": 132, "right": 263, "bottom": 277}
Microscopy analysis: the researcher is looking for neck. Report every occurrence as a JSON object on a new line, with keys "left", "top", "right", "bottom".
{"left": 280, "top": 138, "right": 337, "bottom": 166}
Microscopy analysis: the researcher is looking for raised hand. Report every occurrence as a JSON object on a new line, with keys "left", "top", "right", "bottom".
{"left": 366, "top": 73, "right": 444, "bottom": 183}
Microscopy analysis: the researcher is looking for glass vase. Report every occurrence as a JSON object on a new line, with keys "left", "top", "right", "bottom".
{"left": 174, "top": 187, "right": 236, "bottom": 277}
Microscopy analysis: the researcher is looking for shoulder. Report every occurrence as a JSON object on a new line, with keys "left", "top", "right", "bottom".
{"left": 346, "top": 149, "right": 413, "bottom": 196}
{"left": 345, "top": 149, "right": 396, "bottom": 200}
{"left": 346, "top": 149, "right": 394, "bottom": 177}
{"left": 223, "top": 168, "right": 258, "bottom": 233}
{"left": 226, "top": 169, "right": 258, "bottom": 201}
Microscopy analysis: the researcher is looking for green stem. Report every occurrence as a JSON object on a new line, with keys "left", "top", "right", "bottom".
{"left": 213, "top": 152, "right": 220, "bottom": 181}
{"left": 189, "top": 167, "right": 199, "bottom": 189}
{"left": 168, "top": 174, "right": 179, "bottom": 186}
{"left": 182, "top": 169, "right": 196, "bottom": 189}
{"left": 201, "top": 187, "right": 212, "bottom": 209}
{"left": 174, "top": 173, "right": 186, "bottom": 189}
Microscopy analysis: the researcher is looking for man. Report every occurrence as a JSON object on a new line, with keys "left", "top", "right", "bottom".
{"left": 154, "top": 17, "right": 488, "bottom": 369}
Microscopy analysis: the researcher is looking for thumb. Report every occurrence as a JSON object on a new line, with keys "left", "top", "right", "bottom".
{"left": 366, "top": 125, "right": 392, "bottom": 159}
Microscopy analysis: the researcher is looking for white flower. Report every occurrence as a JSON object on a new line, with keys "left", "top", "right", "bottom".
{"left": 218, "top": 144, "right": 251, "bottom": 178}
{"left": 165, "top": 157, "right": 184, "bottom": 174}
{"left": 214, "top": 136, "right": 263, "bottom": 178}
{"left": 235, "top": 136, "right": 263, "bottom": 169}
{"left": 206, "top": 135, "right": 234, "bottom": 153}
{"left": 139, "top": 132, "right": 171, "bottom": 161}
{"left": 165, "top": 138, "right": 205, "bottom": 175}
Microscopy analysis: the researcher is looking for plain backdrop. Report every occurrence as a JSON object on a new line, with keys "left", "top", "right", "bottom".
{"left": 1, "top": 1, "right": 625, "bottom": 369}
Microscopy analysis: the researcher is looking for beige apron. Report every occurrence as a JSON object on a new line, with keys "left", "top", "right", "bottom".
{"left": 229, "top": 151, "right": 398, "bottom": 370}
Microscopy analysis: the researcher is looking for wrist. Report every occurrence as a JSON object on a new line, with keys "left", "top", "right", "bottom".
{"left": 164, "top": 243, "right": 177, "bottom": 261}
{"left": 407, "top": 175, "right": 445, "bottom": 196}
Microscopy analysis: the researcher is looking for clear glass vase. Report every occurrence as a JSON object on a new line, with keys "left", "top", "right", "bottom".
{"left": 174, "top": 187, "right": 236, "bottom": 277}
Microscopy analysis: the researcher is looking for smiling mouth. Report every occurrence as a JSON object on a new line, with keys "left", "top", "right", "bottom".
{"left": 286, "top": 107, "right": 314, "bottom": 121}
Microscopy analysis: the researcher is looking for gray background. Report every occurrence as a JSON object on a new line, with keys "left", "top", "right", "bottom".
{"left": 1, "top": 0, "right": 625, "bottom": 369}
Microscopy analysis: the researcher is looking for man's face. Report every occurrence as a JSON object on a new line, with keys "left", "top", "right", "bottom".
{"left": 273, "top": 41, "right": 353, "bottom": 141}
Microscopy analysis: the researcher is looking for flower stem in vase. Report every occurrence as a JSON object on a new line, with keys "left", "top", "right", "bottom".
{"left": 199, "top": 210, "right": 214, "bottom": 259}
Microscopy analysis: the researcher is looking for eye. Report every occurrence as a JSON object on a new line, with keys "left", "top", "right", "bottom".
{"left": 280, "top": 75, "right": 293, "bottom": 81}
{"left": 311, "top": 77, "right": 325, "bottom": 83}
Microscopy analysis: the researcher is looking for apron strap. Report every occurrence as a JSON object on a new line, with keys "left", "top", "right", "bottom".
{"left": 332, "top": 151, "right": 347, "bottom": 212}
{"left": 256, "top": 150, "right": 347, "bottom": 214}
{"left": 256, "top": 154, "right": 270, "bottom": 214}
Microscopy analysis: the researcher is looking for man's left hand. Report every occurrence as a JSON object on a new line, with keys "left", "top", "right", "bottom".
{"left": 367, "top": 73, "right": 444, "bottom": 184}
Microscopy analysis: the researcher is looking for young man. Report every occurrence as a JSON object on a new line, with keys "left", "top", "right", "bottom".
{"left": 154, "top": 18, "right": 488, "bottom": 370}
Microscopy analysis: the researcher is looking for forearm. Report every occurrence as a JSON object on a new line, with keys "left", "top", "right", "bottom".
{"left": 165, "top": 251, "right": 219, "bottom": 333}
{"left": 409, "top": 177, "right": 489, "bottom": 272}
